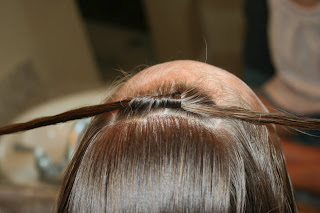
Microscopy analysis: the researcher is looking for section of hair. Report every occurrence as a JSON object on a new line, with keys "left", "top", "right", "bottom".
{"left": 1, "top": 83, "right": 319, "bottom": 136}
{"left": 57, "top": 86, "right": 297, "bottom": 213}
{"left": 0, "top": 100, "right": 129, "bottom": 135}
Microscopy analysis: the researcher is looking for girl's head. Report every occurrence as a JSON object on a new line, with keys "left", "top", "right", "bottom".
{"left": 57, "top": 60, "right": 297, "bottom": 212}
{"left": 114, "top": 60, "right": 267, "bottom": 111}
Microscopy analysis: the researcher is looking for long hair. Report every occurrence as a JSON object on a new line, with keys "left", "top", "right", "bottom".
{"left": 1, "top": 84, "right": 319, "bottom": 212}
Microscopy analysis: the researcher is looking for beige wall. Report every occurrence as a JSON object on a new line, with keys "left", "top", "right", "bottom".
{"left": 0, "top": 1, "right": 33, "bottom": 78}
{"left": 143, "top": 0, "right": 203, "bottom": 61}
{"left": 21, "top": 1, "right": 100, "bottom": 90}
{"left": 0, "top": 0, "right": 100, "bottom": 124}
{"left": 198, "top": 0, "right": 245, "bottom": 77}
{"left": 143, "top": 0, "right": 245, "bottom": 77}
{"left": 0, "top": 0, "right": 100, "bottom": 91}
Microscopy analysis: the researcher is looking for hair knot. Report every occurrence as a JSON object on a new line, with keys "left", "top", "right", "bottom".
{"left": 124, "top": 94, "right": 182, "bottom": 114}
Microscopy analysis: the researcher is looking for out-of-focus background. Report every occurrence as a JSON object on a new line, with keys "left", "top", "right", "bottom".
{"left": 0, "top": 0, "right": 245, "bottom": 126}
{"left": 0, "top": 0, "right": 319, "bottom": 212}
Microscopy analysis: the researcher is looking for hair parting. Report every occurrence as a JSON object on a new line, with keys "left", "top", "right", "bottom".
{"left": 0, "top": 93, "right": 320, "bottom": 136}
{"left": 0, "top": 92, "right": 320, "bottom": 135}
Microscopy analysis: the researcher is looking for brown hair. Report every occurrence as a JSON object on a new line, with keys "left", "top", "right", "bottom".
{"left": 0, "top": 84, "right": 320, "bottom": 212}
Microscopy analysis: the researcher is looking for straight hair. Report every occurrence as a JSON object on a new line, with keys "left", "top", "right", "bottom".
{"left": 0, "top": 84, "right": 319, "bottom": 212}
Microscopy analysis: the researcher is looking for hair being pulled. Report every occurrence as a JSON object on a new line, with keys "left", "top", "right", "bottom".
{"left": 1, "top": 87, "right": 320, "bottom": 136}
{"left": 1, "top": 84, "right": 318, "bottom": 212}
{"left": 55, "top": 85, "right": 301, "bottom": 212}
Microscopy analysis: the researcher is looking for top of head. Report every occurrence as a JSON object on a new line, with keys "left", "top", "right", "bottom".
{"left": 113, "top": 60, "right": 268, "bottom": 113}
{"left": 58, "top": 60, "right": 296, "bottom": 213}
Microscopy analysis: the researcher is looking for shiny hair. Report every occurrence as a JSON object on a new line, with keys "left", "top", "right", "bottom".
{"left": 1, "top": 84, "right": 320, "bottom": 212}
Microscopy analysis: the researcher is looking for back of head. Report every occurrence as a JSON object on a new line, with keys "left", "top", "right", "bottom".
{"left": 58, "top": 85, "right": 296, "bottom": 213}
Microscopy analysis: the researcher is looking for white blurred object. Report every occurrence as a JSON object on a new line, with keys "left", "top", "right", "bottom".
{"left": 265, "top": 0, "right": 320, "bottom": 114}
{"left": 0, "top": 88, "right": 109, "bottom": 186}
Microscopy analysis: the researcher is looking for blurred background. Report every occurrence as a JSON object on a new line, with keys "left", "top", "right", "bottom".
{"left": 0, "top": 0, "right": 319, "bottom": 212}
{"left": 0, "top": 0, "right": 245, "bottom": 126}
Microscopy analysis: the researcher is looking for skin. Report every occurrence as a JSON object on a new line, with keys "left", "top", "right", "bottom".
{"left": 114, "top": 60, "right": 267, "bottom": 112}
{"left": 114, "top": 60, "right": 320, "bottom": 195}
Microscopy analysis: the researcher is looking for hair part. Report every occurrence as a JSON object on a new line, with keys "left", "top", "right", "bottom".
{"left": 1, "top": 84, "right": 319, "bottom": 136}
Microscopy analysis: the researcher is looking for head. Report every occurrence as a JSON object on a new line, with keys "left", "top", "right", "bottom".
{"left": 57, "top": 60, "right": 296, "bottom": 212}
